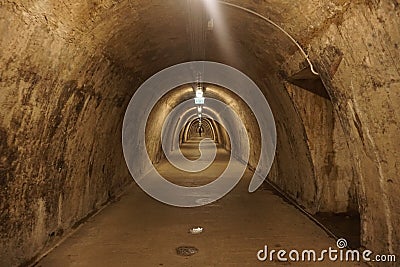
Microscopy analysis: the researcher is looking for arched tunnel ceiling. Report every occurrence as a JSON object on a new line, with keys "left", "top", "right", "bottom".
{"left": 85, "top": 0, "right": 355, "bottom": 74}
{"left": 94, "top": 0, "right": 310, "bottom": 78}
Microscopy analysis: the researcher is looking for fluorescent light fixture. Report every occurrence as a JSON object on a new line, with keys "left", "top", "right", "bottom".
{"left": 195, "top": 97, "right": 205, "bottom": 105}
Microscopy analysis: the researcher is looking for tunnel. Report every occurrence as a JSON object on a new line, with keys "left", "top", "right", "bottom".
{"left": 0, "top": 0, "right": 399, "bottom": 266}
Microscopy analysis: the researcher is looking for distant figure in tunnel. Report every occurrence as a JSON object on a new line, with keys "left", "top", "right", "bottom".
{"left": 198, "top": 126, "right": 204, "bottom": 137}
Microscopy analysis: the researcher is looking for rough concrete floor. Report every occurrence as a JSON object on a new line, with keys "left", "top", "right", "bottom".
{"left": 37, "top": 139, "right": 365, "bottom": 267}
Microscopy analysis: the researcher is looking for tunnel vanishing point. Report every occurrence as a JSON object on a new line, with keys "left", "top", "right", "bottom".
{"left": 0, "top": 0, "right": 399, "bottom": 266}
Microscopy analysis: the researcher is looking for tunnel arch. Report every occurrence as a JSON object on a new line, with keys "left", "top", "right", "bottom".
{"left": 184, "top": 117, "right": 216, "bottom": 141}
{"left": 178, "top": 111, "right": 229, "bottom": 150}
